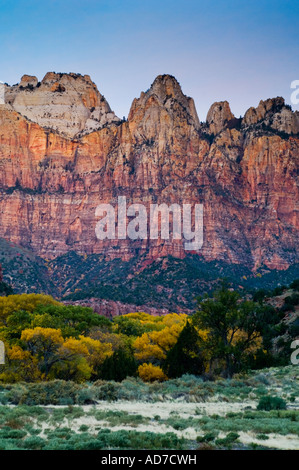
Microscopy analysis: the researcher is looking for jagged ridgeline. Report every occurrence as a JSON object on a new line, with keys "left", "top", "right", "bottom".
{"left": 0, "top": 72, "right": 298, "bottom": 305}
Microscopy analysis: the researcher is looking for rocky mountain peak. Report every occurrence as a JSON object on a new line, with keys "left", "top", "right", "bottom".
{"left": 127, "top": 74, "right": 200, "bottom": 149}
{"left": 243, "top": 97, "right": 299, "bottom": 135}
{"left": 243, "top": 97, "right": 284, "bottom": 126}
{"left": 4, "top": 72, "right": 120, "bottom": 139}
{"left": 151, "top": 74, "right": 187, "bottom": 100}
{"left": 206, "top": 100, "right": 235, "bottom": 135}
{"left": 20, "top": 74, "right": 39, "bottom": 87}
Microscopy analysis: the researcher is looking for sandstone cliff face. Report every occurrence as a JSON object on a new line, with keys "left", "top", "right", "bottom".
{"left": 0, "top": 73, "right": 298, "bottom": 270}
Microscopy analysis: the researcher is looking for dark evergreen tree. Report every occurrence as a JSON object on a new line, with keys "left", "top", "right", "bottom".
{"left": 0, "top": 281, "right": 13, "bottom": 296}
{"left": 100, "top": 348, "right": 137, "bottom": 381}
{"left": 163, "top": 321, "right": 205, "bottom": 378}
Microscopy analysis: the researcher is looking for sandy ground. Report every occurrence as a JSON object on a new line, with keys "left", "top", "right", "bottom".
{"left": 37, "top": 399, "right": 299, "bottom": 450}
{"left": 237, "top": 431, "right": 299, "bottom": 450}
{"left": 81, "top": 399, "right": 258, "bottom": 418}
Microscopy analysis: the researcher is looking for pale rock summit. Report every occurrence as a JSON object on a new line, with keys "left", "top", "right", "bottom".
{"left": 271, "top": 106, "right": 299, "bottom": 135}
{"left": 4, "top": 72, "right": 120, "bottom": 139}
{"left": 206, "top": 101, "right": 235, "bottom": 135}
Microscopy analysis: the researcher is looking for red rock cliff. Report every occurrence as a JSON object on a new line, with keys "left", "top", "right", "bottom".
{"left": 0, "top": 73, "right": 298, "bottom": 270}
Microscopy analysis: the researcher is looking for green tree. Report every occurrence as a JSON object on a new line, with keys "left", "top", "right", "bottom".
{"left": 100, "top": 347, "right": 137, "bottom": 381}
{"left": 0, "top": 294, "right": 60, "bottom": 326}
{"left": 5, "top": 310, "right": 32, "bottom": 341}
{"left": 113, "top": 316, "right": 145, "bottom": 337}
{"left": 290, "top": 279, "right": 299, "bottom": 291}
{"left": 28, "top": 304, "right": 112, "bottom": 337}
{"left": 0, "top": 281, "right": 13, "bottom": 296}
{"left": 192, "top": 285, "right": 282, "bottom": 378}
{"left": 163, "top": 321, "right": 205, "bottom": 378}
{"left": 252, "top": 289, "right": 269, "bottom": 303}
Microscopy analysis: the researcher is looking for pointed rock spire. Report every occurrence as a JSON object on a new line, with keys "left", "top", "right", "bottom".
{"left": 206, "top": 101, "right": 235, "bottom": 135}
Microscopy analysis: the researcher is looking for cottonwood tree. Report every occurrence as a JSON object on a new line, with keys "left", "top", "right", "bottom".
{"left": 192, "top": 285, "right": 279, "bottom": 378}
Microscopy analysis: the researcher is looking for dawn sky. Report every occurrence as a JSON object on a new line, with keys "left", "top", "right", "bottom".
{"left": 0, "top": 0, "right": 298, "bottom": 121}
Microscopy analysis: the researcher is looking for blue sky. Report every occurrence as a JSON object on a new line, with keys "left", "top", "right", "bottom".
{"left": 0, "top": 0, "right": 298, "bottom": 120}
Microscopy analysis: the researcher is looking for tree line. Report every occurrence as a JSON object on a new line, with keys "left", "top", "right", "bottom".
{"left": 0, "top": 281, "right": 295, "bottom": 383}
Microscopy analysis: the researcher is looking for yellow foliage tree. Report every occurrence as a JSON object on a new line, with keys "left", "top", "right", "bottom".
{"left": 60, "top": 336, "right": 113, "bottom": 377}
{"left": 89, "top": 329, "right": 125, "bottom": 352}
{"left": 21, "top": 327, "right": 64, "bottom": 346}
{"left": 0, "top": 344, "right": 41, "bottom": 383}
{"left": 124, "top": 312, "right": 187, "bottom": 329}
{"left": 54, "top": 338, "right": 93, "bottom": 383}
{"left": 0, "top": 294, "right": 60, "bottom": 326}
{"left": 134, "top": 318, "right": 186, "bottom": 364}
{"left": 21, "top": 327, "right": 64, "bottom": 378}
{"left": 231, "top": 329, "right": 263, "bottom": 356}
{"left": 160, "top": 313, "right": 188, "bottom": 328}
{"left": 138, "top": 363, "right": 168, "bottom": 382}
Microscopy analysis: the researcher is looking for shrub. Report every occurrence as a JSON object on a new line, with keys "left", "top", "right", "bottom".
{"left": 257, "top": 396, "right": 287, "bottom": 411}
{"left": 253, "top": 289, "right": 269, "bottom": 302}
{"left": 79, "top": 425, "right": 89, "bottom": 432}
{"left": 138, "top": 363, "right": 168, "bottom": 382}
{"left": 256, "top": 434, "right": 269, "bottom": 440}
{"left": 23, "top": 436, "right": 46, "bottom": 449}
{"left": 285, "top": 293, "right": 299, "bottom": 306}
{"left": 97, "top": 382, "right": 119, "bottom": 401}
{"left": 0, "top": 428, "right": 27, "bottom": 439}
{"left": 271, "top": 286, "right": 286, "bottom": 296}
{"left": 196, "top": 431, "right": 218, "bottom": 443}
{"left": 0, "top": 281, "right": 13, "bottom": 296}
{"left": 168, "top": 418, "right": 190, "bottom": 430}
{"left": 95, "top": 430, "right": 184, "bottom": 450}
{"left": 5, "top": 380, "right": 84, "bottom": 405}
{"left": 215, "top": 432, "right": 239, "bottom": 447}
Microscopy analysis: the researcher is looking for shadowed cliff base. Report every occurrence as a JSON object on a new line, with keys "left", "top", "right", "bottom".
{"left": 0, "top": 239, "right": 298, "bottom": 315}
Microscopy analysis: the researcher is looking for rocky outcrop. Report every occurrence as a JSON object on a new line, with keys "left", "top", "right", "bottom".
{"left": 0, "top": 73, "right": 298, "bottom": 271}
{"left": 128, "top": 74, "right": 200, "bottom": 154}
{"left": 4, "top": 72, "right": 120, "bottom": 138}
{"left": 19, "top": 75, "right": 39, "bottom": 88}
{"left": 243, "top": 97, "right": 299, "bottom": 135}
{"left": 64, "top": 298, "right": 178, "bottom": 319}
{"left": 206, "top": 101, "right": 235, "bottom": 135}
